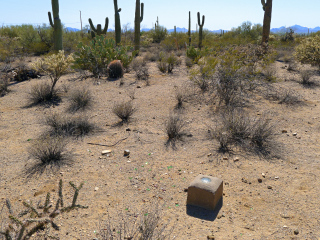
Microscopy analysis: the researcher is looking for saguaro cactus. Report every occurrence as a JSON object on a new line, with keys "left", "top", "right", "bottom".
{"left": 155, "top": 16, "right": 159, "bottom": 29}
{"left": 88, "top": 17, "right": 109, "bottom": 38}
{"left": 261, "top": 0, "right": 273, "bottom": 44}
{"left": 197, "top": 12, "right": 205, "bottom": 50}
{"left": 113, "top": 0, "right": 122, "bottom": 45}
{"left": 134, "top": 0, "right": 144, "bottom": 52}
{"left": 188, "top": 11, "right": 191, "bottom": 46}
{"left": 48, "top": 0, "right": 63, "bottom": 51}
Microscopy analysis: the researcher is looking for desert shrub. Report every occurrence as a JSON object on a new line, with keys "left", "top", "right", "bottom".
{"left": 0, "top": 76, "right": 9, "bottom": 97}
{"left": 107, "top": 60, "right": 124, "bottom": 78}
{"left": 131, "top": 57, "right": 147, "bottom": 71}
{"left": 112, "top": 101, "right": 136, "bottom": 123}
{"left": 189, "top": 56, "right": 218, "bottom": 92}
{"left": 45, "top": 113, "right": 94, "bottom": 137}
{"left": 1, "top": 180, "right": 87, "bottom": 239}
{"left": 278, "top": 89, "right": 302, "bottom": 105}
{"left": 210, "top": 109, "right": 277, "bottom": 156}
{"left": 185, "top": 57, "right": 193, "bottom": 68}
{"left": 28, "top": 82, "right": 60, "bottom": 105}
{"left": 73, "top": 36, "right": 136, "bottom": 77}
{"left": 132, "top": 59, "right": 149, "bottom": 81}
{"left": 149, "top": 26, "right": 168, "bottom": 43}
{"left": 32, "top": 50, "right": 74, "bottom": 102}
{"left": 299, "top": 69, "right": 314, "bottom": 85}
{"left": 165, "top": 114, "right": 185, "bottom": 140}
{"left": 12, "top": 63, "right": 39, "bottom": 82}
{"left": 294, "top": 35, "right": 320, "bottom": 69}
{"left": 186, "top": 46, "right": 201, "bottom": 63}
{"left": 144, "top": 51, "right": 159, "bottom": 62}
{"left": 157, "top": 59, "right": 167, "bottom": 73}
{"left": 160, "top": 33, "right": 188, "bottom": 51}
{"left": 67, "top": 87, "right": 93, "bottom": 112}
{"left": 262, "top": 66, "right": 277, "bottom": 82}
{"left": 166, "top": 53, "right": 178, "bottom": 73}
{"left": 28, "top": 135, "right": 71, "bottom": 172}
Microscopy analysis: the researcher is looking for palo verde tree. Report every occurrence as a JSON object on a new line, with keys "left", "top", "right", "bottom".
{"left": 48, "top": 0, "right": 63, "bottom": 51}
{"left": 261, "top": 0, "right": 273, "bottom": 44}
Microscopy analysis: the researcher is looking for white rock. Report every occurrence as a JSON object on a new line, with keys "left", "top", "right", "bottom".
{"left": 94, "top": 187, "right": 99, "bottom": 191}
{"left": 102, "top": 150, "right": 112, "bottom": 155}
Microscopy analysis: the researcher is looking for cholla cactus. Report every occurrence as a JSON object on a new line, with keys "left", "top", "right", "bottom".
{"left": 294, "top": 36, "right": 320, "bottom": 69}
{"left": 32, "top": 50, "right": 74, "bottom": 95}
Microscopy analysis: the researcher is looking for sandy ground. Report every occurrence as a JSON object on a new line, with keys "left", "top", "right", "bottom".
{"left": 0, "top": 53, "right": 320, "bottom": 240}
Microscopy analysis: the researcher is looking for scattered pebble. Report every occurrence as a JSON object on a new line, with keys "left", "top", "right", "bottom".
{"left": 258, "top": 178, "right": 262, "bottom": 183}
{"left": 294, "top": 229, "right": 299, "bottom": 235}
{"left": 101, "top": 150, "right": 112, "bottom": 155}
{"left": 223, "top": 157, "right": 228, "bottom": 160}
{"left": 207, "top": 235, "right": 215, "bottom": 239}
{"left": 282, "top": 130, "right": 288, "bottom": 133}
{"left": 94, "top": 187, "right": 99, "bottom": 191}
{"left": 124, "top": 150, "right": 130, "bottom": 156}
{"left": 293, "top": 133, "right": 297, "bottom": 136}
{"left": 233, "top": 157, "right": 239, "bottom": 162}
{"left": 262, "top": 173, "right": 266, "bottom": 178}
{"left": 267, "top": 185, "right": 273, "bottom": 189}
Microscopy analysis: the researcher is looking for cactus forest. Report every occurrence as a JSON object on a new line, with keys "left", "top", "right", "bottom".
{"left": 1, "top": 0, "right": 320, "bottom": 239}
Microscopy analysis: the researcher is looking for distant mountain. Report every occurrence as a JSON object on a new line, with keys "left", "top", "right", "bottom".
{"left": 271, "top": 25, "right": 320, "bottom": 34}
{"left": 66, "top": 25, "right": 320, "bottom": 34}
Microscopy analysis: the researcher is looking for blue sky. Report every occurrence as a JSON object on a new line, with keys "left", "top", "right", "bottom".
{"left": 0, "top": 0, "right": 319, "bottom": 30}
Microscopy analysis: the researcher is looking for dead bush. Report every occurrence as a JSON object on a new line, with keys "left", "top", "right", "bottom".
{"left": 45, "top": 113, "right": 94, "bottom": 138}
{"left": 165, "top": 114, "right": 185, "bottom": 141}
{"left": 28, "top": 82, "right": 61, "bottom": 105}
{"left": 299, "top": 69, "right": 315, "bottom": 86}
{"left": 0, "top": 76, "right": 9, "bottom": 97}
{"left": 112, "top": 101, "right": 136, "bottom": 123}
{"left": 67, "top": 87, "right": 93, "bottom": 112}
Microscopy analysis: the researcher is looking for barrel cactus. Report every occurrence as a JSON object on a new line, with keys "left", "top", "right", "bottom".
{"left": 107, "top": 60, "right": 124, "bottom": 78}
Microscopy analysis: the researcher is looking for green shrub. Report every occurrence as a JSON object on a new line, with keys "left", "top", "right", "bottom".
{"left": 73, "top": 36, "right": 136, "bottom": 77}
{"left": 294, "top": 36, "right": 320, "bottom": 69}
{"left": 149, "top": 26, "right": 168, "bottom": 43}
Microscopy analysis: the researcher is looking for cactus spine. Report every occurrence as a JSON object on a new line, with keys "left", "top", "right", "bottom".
{"left": 261, "top": 0, "right": 273, "bottom": 44}
{"left": 48, "top": 0, "right": 63, "bottom": 51}
{"left": 134, "top": 0, "right": 144, "bottom": 52}
{"left": 113, "top": 0, "right": 122, "bottom": 45}
{"left": 88, "top": 17, "right": 109, "bottom": 38}
{"left": 188, "top": 11, "right": 191, "bottom": 46}
{"left": 197, "top": 12, "right": 205, "bottom": 50}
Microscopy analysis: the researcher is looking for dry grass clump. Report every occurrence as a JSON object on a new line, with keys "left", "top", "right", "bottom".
{"left": 67, "top": 87, "right": 93, "bottom": 112}
{"left": 0, "top": 76, "right": 9, "bottom": 97}
{"left": 165, "top": 114, "right": 185, "bottom": 145}
{"left": 45, "top": 113, "right": 94, "bottom": 138}
{"left": 112, "top": 101, "right": 136, "bottom": 123}
{"left": 131, "top": 57, "right": 149, "bottom": 81}
{"left": 210, "top": 109, "right": 277, "bottom": 157}
{"left": 28, "top": 82, "right": 61, "bottom": 105}
{"left": 99, "top": 203, "right": 173, "bottom": 240}
{"left": 26, "top": 135, "right": 72, "bottom": 176}
{"left": 299, "top": 69, "right": 315, "bottom": 86}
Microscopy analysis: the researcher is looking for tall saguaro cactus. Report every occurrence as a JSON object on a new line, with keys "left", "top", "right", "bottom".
{"left": 197, "top": 12, "right": 205, "bottom": 50}
{"left": 261, "top": 0, "right": 273, "bottom": 44}
{"left": 88, "top": 17, "right": 109, "bottom": 38}
{"left": 188, "top": 11, "right": 191, "bottom": 46}
{"left": 134, "top": 0, "right": 144, "bottom": 52}
{"left": 113, "top": 0, "right": 122, "bottom": 45}
{"left": 48, "top": 0, "right": 63, "bottom": 51}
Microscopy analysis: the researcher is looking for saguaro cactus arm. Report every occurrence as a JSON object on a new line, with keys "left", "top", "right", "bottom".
{"left": 197, "top": 12, "right": 205, "bottom": 27}
{"left": 140, "top": 3, "right": 144, "bottom": 22}
{"left": 261, "top": 0, "right": 266, "bottom": 11}
{"left": 48, "top": 0, "right": 63, "bottom": 51}
{"left": 88, "top": 18, "right": 97, "bottom": 32}
{"left": 48, "top": 12, "right": 54, "bottom": 27}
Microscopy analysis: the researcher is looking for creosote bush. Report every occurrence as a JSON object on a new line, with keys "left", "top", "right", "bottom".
{"left": 299, "top": 69, "right": 314, "bottom": 86}
{"left": 112, "top": 101, "right": 136, "bottom": 123}
{"left": 165, "top": 114, "right": 185, "bottom": 140}
{"left": 67, "top": 87, "right": 93, "bottom": 112}
{"left": 131, "top": 57, "right": 149, "bottom": 80}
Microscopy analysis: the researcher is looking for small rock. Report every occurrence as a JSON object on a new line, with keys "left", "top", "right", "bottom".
{"left": 282, "top": 130, "right": 288, "bottom": 133}
{"left": 102, "top": 150, "right": 112, "bottom": 155}
{"left": 223, "top": 157, "right": 228, "bottom": 160}
{"left": 207, "top": 235, "right": 215, "bottom": 239}
{"left": 124, "top": 150, "right": 130, "bottom": 156}
{"left": 207, "top": 153, "right": 212, "bottom": 157}
{"left": 258, "top": 178, "right": 262, "bottom": 183}
{"left": 293, "top": 132, "right": 297, "bottom": 136}
{"left": 137, "top": 85, "right": 141, "bottom": 88}
{"left": 241, "top": 178, "right": 247, "bottom": 183}
{"left": 94, "top": 187, "right": 99, "bottom": 191}
{"left": 126, "top": 128, "right": 131, "bottom": 131}
{"left": 233, "top": 157, "right": 239, "bottom": 162}
{"left": 275, "top": 176, "right": 279, "bottom": 179}
{"left": 262, "top": 173, "right": 266, "bottom": 178}
{"left": 267, "top": 185, "right": 272, "bottom": 189}
{"left": 294, "top": 229, "right": 299, "bottom": 235}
